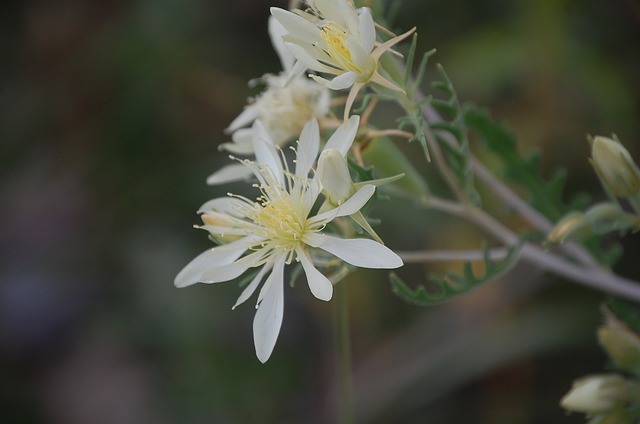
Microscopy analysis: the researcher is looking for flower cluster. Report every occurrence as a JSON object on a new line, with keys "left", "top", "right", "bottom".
{"left": 175, "top": 0, "right": 409, "bottom": 363}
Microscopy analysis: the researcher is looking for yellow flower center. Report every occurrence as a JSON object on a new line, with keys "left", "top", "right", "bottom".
{"left": 253, "top": 192, "right": 307, "bottom": 251}
{"left": 320, "top": 23, "right": 374, "bottom": 79}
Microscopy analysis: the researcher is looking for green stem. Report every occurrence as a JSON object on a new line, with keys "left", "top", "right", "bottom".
{"left": 333, "top": 281, "right": 355, "bottom": 424}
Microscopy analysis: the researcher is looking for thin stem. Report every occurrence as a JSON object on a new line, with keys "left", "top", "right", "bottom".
{"left": 398, "top": 248, "right": 510, "bottom": 263}
{"left": 333, "top": 281, "right": 354, "bottom": 424}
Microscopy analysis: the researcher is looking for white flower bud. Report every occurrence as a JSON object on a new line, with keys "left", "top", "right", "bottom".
{"left": 591, "top": 136, "right": 640, "bottom": 197}
{"left": 316, "top": 148, "right": 355, "bottom": 206}
{"left": 560, "top": 374, "right": 627, "bottom": 414}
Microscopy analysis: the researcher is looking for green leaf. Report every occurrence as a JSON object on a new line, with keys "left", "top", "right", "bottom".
{"left": 390, "top": 243, "right": 522, "bottom": 306}
{"left": 428, "top": 64, "right": 480, "bottom": 205}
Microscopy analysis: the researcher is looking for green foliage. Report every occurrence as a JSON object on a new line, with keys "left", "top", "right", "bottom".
{"left": 464, "top": 106, "right": 587, "bottom": 220}
{"left": 390, "top": 243, "right": 522, "bottom": 306}
{"left": 428, "top": 65, "right": 481, "bottom": 205}
{"left": 608, "top": 298, "right": 640, "bottom": 335}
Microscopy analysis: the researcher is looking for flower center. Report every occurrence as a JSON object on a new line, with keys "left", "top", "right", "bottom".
{"left": 321, "top": 23, "right": 359, "bottom": 73}
{"left": 253, "top": 192, "right": 307, "bottom": 251}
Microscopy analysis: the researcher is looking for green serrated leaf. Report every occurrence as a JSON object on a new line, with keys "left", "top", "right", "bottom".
{"left": 390, "top": 243, "right": 522, "bottom": 306}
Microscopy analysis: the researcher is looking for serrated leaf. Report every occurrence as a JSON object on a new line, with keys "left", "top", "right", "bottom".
{"left": 390, "top": 243, "right": 522, "bottom": 306}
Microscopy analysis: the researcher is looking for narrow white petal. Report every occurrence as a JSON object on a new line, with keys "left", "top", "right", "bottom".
{"left": 309, "top": 184, "right": 375, "bottom": 224}
{"left": 198, "top": 197, "right": 245, "bottom": 216}
{"left": 295, "top": 118, "right": 320, "bottom": 178}
{"left": 284, "top": 42, "right": 338, "bottom": 75}
{"left": 253, "top": 257, "right": 286, "bottom": 363}
{"left": 206, "top": 163, "right": 253, "bottom": 185}
{"left": 268, "top": 16, "right": 295, "bottom": 72}
{"left": 174, "top": 242, "right": 249, "bottom": 288}
{"left": 324, "top": 115, "right": 360, "bottom": 156}
{"left": 252, "top": 120, "right": 284, "bottom": 186}
{"left": 270, "top": 8, "right": 320, "bottom": 45}
{"left": 233, "top": 264, "right": 271, "bottom": 309}
{"left": 307, "top": 234, "right": 403, "bottom": 269}
{"left": 297, "top": 247, "right": 333, "bottom": 301}
{"left": 200, "top": 249, "right": 268, "bottom": 283}
{"left": 359, "top": 8, "right": 376, "bottom": 53}
{"left": 324, "top": 72, "right": 357, "bottom": 90}
{"left": 225, "top": 106, "right": 259, "bottom": 133}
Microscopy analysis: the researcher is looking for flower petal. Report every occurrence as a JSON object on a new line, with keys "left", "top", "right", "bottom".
{"left": 268, "top": 16, "right": 295, "bottom": 72}
{"left": 253, "top": 256, "right": 286, "bottom": 363}
{"left": 309, "top": 184, "right": 375, "bottom": 224}
{"left": 233, "top": 263, "right": 271, "bottom": 309}
{"left": 324, "top": 115, "right": 360, "bottom": 156}
{"left": 295, "top": 118, "right": 320, "bottom": 178}
{"left": 200, "top": 249, "right": 268, "bottom": 283}
{"left": 358, "top": 7, "right": 376, "bottom": 53}
{"left": 323, "top": 72, "right": 357, "bottom": 90}
{"left": 297, "top": 247, "right": 333, "bottom": 301}
{"left": 307, "top": 234, "right": 404, "bottom": 269}
{"left": 225, "top": 105, "right": 259, "bottom": 133}
{"left": 284, "top": 42, "right": 338, "bottom": 75}
{"left": 174, "top": 240, "right": 251, "bottom": 288}
{"left": 252, "top": 120, "right": 284, "bottom": 186}
{"left": 206, "top": 163, "right": 253, "bottom": 186}
{"left": 270, "top": 8, "right": 320, "bottom": 45}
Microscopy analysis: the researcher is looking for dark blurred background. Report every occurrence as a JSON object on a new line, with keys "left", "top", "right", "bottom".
{"left": 1, "top": 0, "right": 639, "bottom": 423}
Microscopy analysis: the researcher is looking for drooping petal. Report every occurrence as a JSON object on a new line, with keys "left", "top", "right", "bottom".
{"left": 358, "top": 7, "right": 376, "bottom": 54}
{"left": 284, "top": 42, "right": 339, "bottom": 75}
{"left": 306, "top": 234, "right": 404, "bottom": 269}
{"left": 295, "top": 118, "right": 320, "bottom": 178}
{"left": 253, "top": 256, "right": 286, "bottom": 363}
{"left": 296, "top": 247, "right": 333, "bottom": 301}
{"left": 206, "top": 163, "right": 253, "bottom": 186}
{"left": 309, "top": 184, "right": 375, "bottom": 225}
{"left": 174, "top": 239, "right": 253, "bottom": 288}
{"left": 324, "top": 114, "right": 360, "bottom": 156}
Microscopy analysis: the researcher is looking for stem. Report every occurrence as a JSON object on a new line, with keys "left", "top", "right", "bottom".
{"left": 398, "top": 248, "right": 510, "bottom": 263}
{"left": 333, "top": 281, "right": 354, "bottom": 424}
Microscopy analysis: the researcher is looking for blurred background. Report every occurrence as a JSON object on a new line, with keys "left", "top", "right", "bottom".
{"left": 1, "top": 0, "right": 639, "bottom": 422}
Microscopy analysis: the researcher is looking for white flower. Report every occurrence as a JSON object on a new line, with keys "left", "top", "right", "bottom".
{"left": 560, "top": 374, "right": 629, "bottom": 415}
{"left": 271, "top": 0, "right": 415, "bottom": 120}
{"left": 219, "top": 17, "right": 331, "bottom": 157}
{"left": 175, "top": 116, "right": 403, "bottom": 363}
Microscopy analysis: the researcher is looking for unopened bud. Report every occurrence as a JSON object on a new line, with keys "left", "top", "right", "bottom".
{"left": 560, "top": 374, "right": 628, "bottom": 414}
{"left": 547, "top": 212, "right": 591, "bottom": 245}
{"left": 599, "top": 312, "right": 640, "bottom": 375}
{"left": 316, "top": 148, "right": 355, "bottom": 206}
{"left": 591, "top": 136, "right": 640, "bottom": 197}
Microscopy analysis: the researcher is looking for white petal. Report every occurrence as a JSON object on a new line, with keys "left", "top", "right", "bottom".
{"left": 174, "top": 242, "right": 249, "bottom": 288}
{"left": 359, "top": 8, "right": 376, "bottom": 53}
{"left": 295, "top": 118, "right": 320, "bottom": 178}
{"left": 206, "top": 163, "right": 253, "bottom": 185}
{"left": 200, "top": 249, "right": 267, "bottom": 283}
{"left": 225, "top": 106, "right": 259, "bottom": 133}
{"left": 233, "top": 264, "right": 271, "bottom": 309}
{"left": 307, "top": 234, "right": 403, "bottom": 269}
{"left": 252, "top": 120, "right": 284, "bottom": 186}
{"left": 309, "top": 184, "right": 375, "bottom": 224}
{"left": 268, "top": 16, "right": 295, "bottom": 72}
{"left": 324, "top": 115, "right": 360, "bottom": 156}
{"left": 284, "top": 42, "right": 338, "bottom": 75}
{"left": 297, "top": 247, "right": 333, "bottom": 301}
{"left": 253, "top": 256, "right": 286, "bottom": 363}
{"left": 324, "top": 72, "right": 357, "bottom": 90}
{"left": 198, "top": 197, "right": 244, "bottom": 215}
{"left": 270, "top": 8, "right": 320, "bottom": 44}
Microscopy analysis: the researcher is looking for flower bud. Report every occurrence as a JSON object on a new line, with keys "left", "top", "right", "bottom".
{"left": 591, "top": 136, "right": 640, "bottom": 197}
{"left": 547, "top": 211, "right": 591, "bottom": 245}
{"left": 560, "top": 374, "right": 628, "bottom": 414}
{"left": 598, "top": 312, "right": 640, "bottom": 375}
{"left": 316, "top": 148, "right": 355, "bottom": 206}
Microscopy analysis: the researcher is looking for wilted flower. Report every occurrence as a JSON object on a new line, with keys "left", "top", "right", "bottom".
{"left": 271, "top": 0, "right": 415, "bottom": 120}
{"left": 219, "top": 17, "right": 331, "bottom": 157}
{"left": 175, "top": 117, "right": 403, "bottom": 362}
